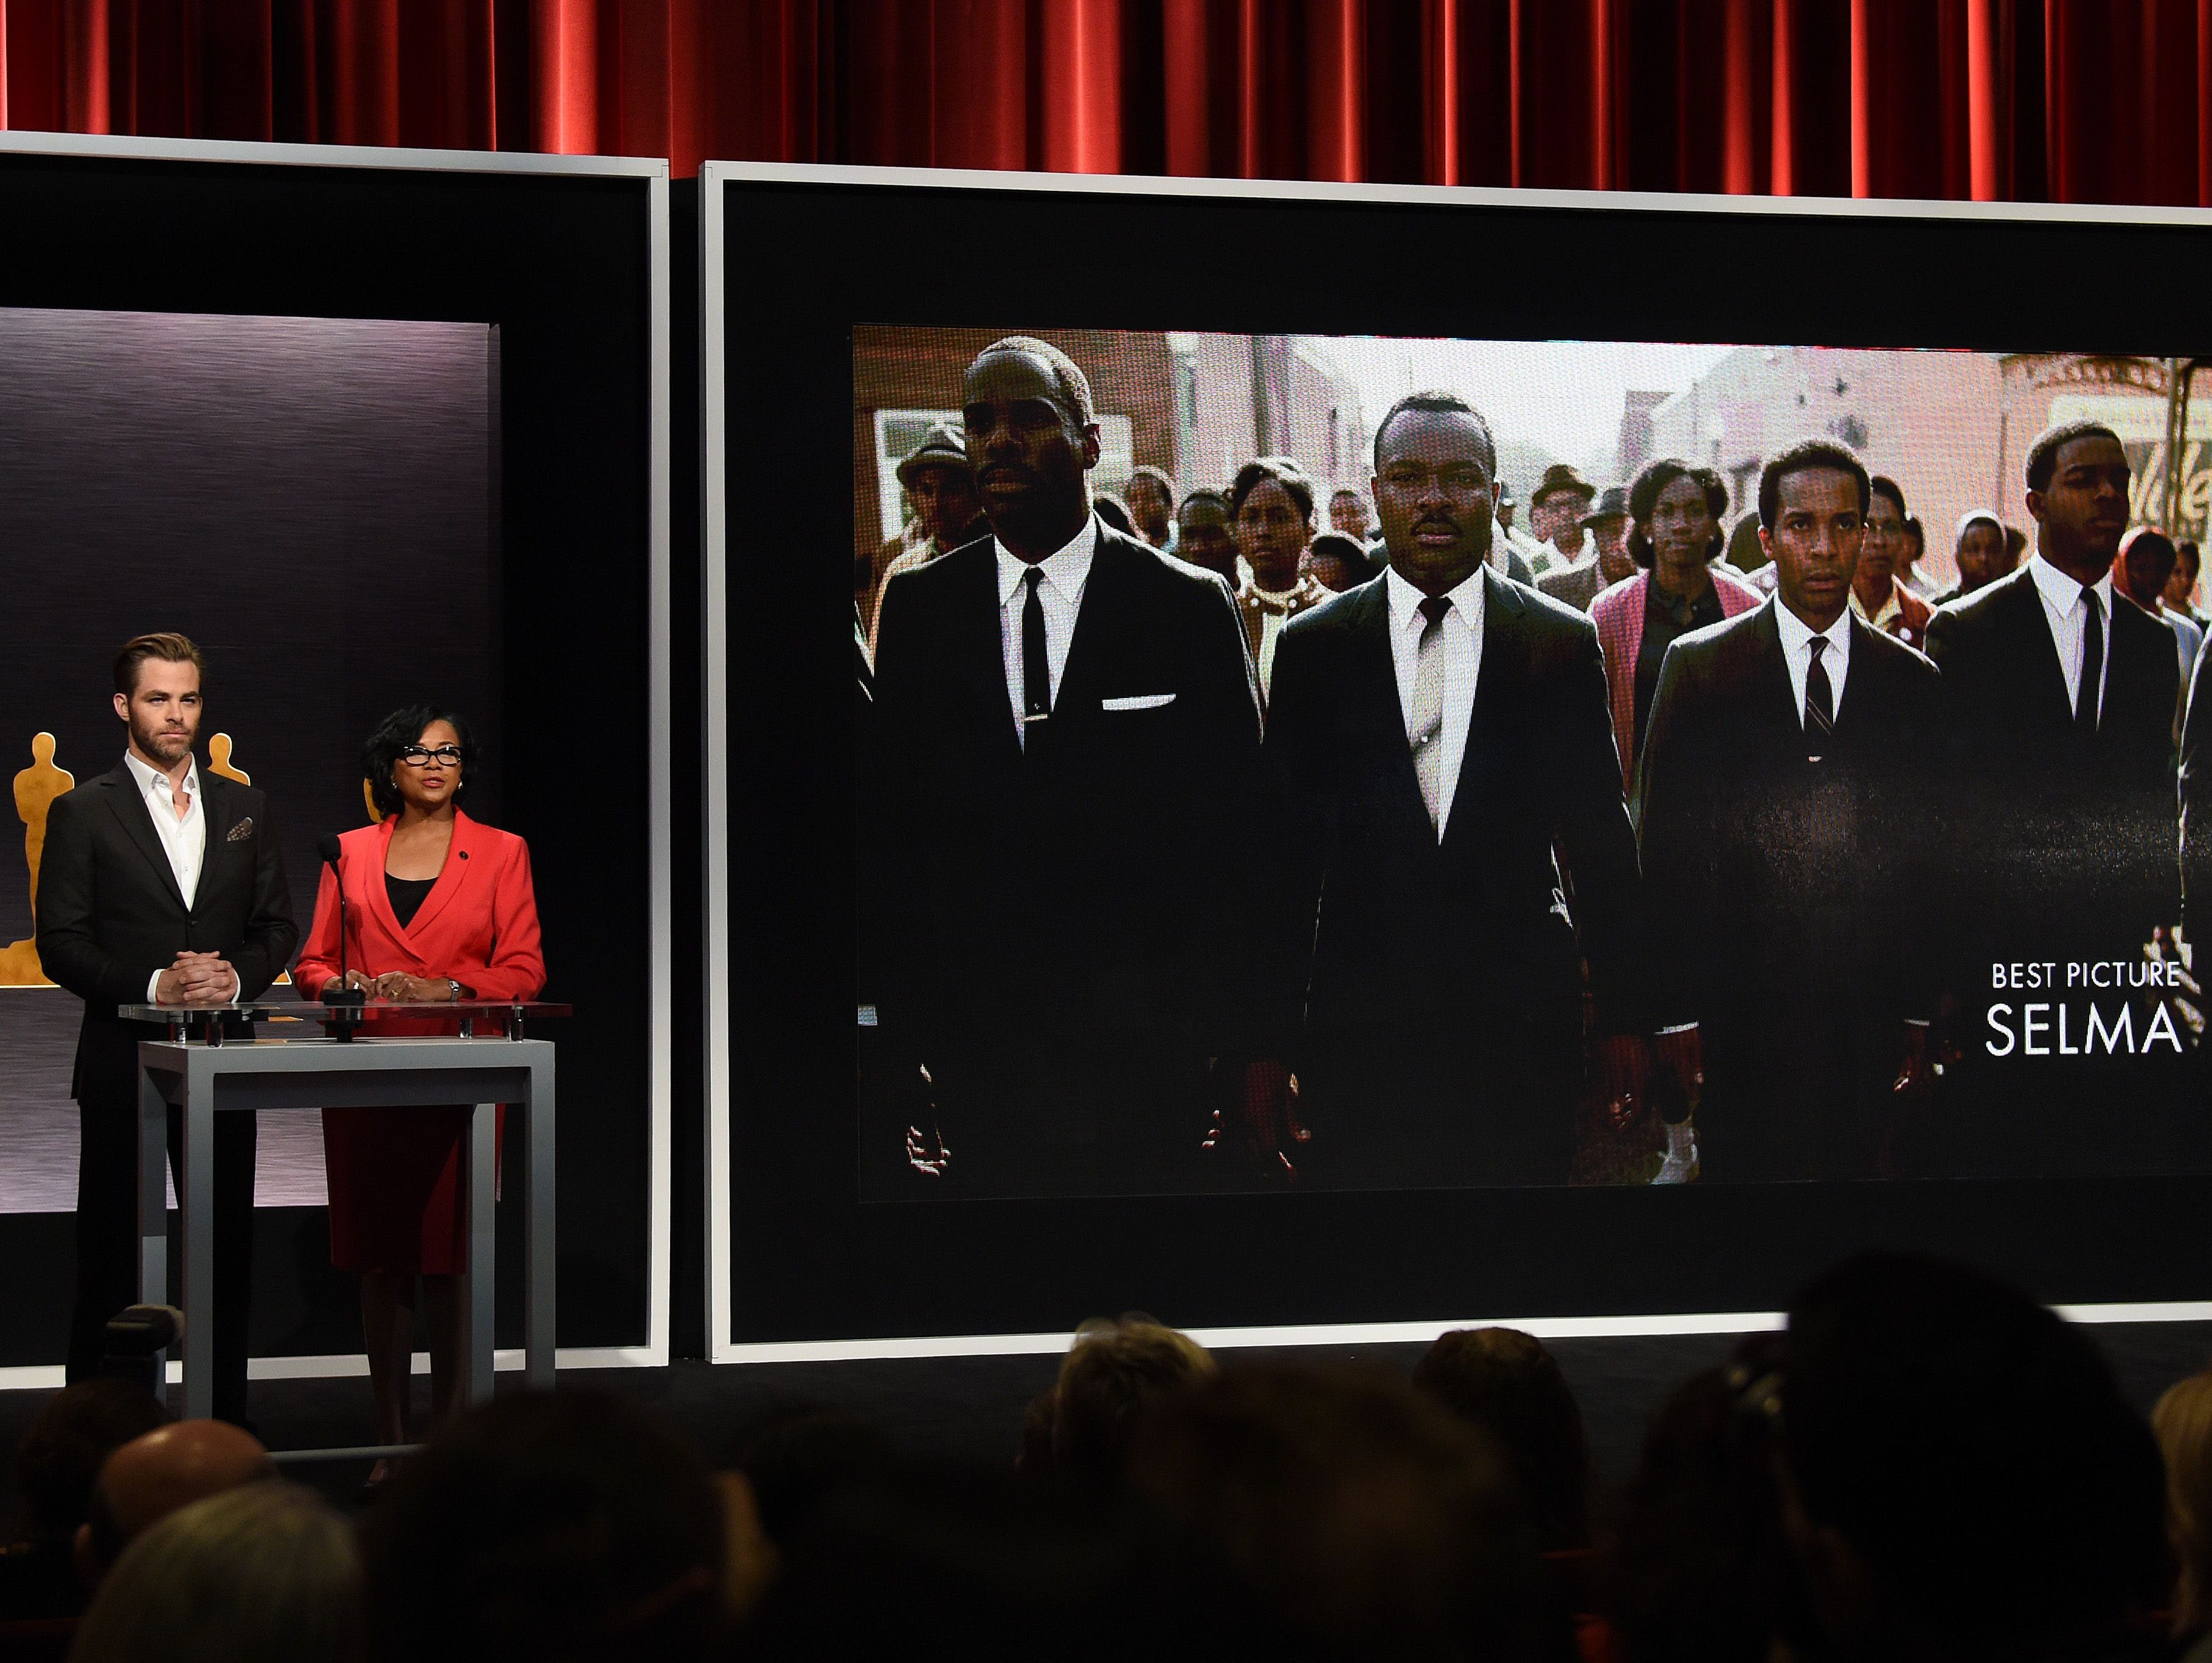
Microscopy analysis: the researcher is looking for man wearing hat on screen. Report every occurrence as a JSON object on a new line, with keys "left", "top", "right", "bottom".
{"left": 1490, "top": 482, "right": 1544, "bottom": 583}
{"left": 868, "top": 419, "right": 989, "bottom": 649}
{"left": 1539, "top": 485, "right": 1635, "bottom": 613}
{"left": 1527, "top": 462, "right": 1596, "bottom": 583}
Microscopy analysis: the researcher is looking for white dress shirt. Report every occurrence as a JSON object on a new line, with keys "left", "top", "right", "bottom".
{"left": 1773, "top": 600, "right": 1853, "bottom": 727}
{"left": 2027, "top": 551, "right": 2112, "bottom": 725}
{"left": 1386, "top": 563, "right": 1487, "bottom": 838}
{"left": 997, "top": 515, "right": 1099, "bottom": 748}
{"left": 123, "top": 750, "right": 238, "bottom": 1003}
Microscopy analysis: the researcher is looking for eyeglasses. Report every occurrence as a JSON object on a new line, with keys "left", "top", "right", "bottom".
{"left": 398, "top": 745, "right": 463, "bottom": 769}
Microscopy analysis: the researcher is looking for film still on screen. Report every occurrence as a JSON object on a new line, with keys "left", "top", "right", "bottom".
{"left": 854, "top": 326, "right": 2212, "bottom": 1203}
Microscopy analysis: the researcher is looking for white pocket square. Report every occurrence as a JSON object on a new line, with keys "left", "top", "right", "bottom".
{"left": 1101, "top": 693, "right": 1175, "bottom": 711}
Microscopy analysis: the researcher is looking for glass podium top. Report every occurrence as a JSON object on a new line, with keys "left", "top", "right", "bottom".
{"left": 119, "top": 1000, "right": 572, "bottom": 1023}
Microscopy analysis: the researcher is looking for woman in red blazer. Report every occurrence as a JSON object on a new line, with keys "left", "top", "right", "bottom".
{"left": 294, "top": 705, "right": 544, "bottom": 1468}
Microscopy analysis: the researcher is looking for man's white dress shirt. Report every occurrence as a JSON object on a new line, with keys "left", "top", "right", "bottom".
{"left": 2027, "top": 550, "right": 2112, "bottom": 726}
{"left": 1386, "top": 564, "right": 1486, "bottom": 838}
{"left": 123, "top": 750, "right": 238, "bottom": 1003}
{"left": 997, "top": 516, "right": 1099, "bottom": 749}
{"left": 1774, "top": 600, "right": 1853, "bottom": 728}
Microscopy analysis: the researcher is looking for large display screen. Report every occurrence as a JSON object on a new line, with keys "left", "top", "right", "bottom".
{"left": 715, "top": 168, "right": 2212, "bottom": 1349}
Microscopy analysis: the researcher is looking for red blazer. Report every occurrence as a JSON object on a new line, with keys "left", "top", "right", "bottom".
{"left": 1589, "top": 566, "right": 1764, "bottom": 788}
{"left": 295, "top": 812, "right": 545, "bottom": 1022}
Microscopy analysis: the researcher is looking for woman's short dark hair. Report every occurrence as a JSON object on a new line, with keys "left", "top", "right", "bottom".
{"left": 1628, "top": 458, "right": 1730, "bottom": 569}
{"left": 363, "top": 705, "right": 475, "bottom": 819}
{"left": 1229, "top": 455, "right": 1317, "bottom": 525}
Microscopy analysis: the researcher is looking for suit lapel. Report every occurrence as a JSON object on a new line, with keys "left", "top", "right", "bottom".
{"left": 100, "top": 764, "right": 188, "bottom": 914}
{"left": 1440, "top": 570, "right": 1524, "bottom": 855}
{"left": 958, "top": 544, "right": 1025, "bottom": 772}
{"left": 403, "top": 811, "right": 479, "bottom": 941}
{"left": 2003, "top": 567, "right": 2078, "bottom": 730}
{"left": 1741, "top": 603, "right": 1808, "bottom": 757}
{"left": 1053, "top": 525, "right": 1124, "bottom": 730}
{"left": 361, "top": 817, "right": 409, "bottom": 944}
{"left": 1344, "top": 581, "right": 1435, "bottom": 842}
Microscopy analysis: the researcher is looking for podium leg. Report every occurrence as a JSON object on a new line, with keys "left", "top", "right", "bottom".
{"left": 523, "top": 1059, "right": 555, "bottom": 1391}
{"left": 181, "top": 1066, "right": 215, "bottom": 1422}
{"left": 457, "top": 1103, "right": 497, "bottom": 1408}
{"left": 136, "top": 1067, "right": 168, "bottom": 1382}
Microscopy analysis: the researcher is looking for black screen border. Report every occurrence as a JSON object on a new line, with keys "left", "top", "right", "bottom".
{"left": 707, "top": 162, "right": 2212, "bottom": 1358}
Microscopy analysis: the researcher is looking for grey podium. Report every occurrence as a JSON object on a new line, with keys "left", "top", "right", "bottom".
{"left": 122, "top": 999, "right": 570, "bottom": 1431}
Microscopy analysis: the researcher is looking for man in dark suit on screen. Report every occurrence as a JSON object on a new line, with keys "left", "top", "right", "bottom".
{"left": 1635, "top": 439, "right": 1941, "bottom": 1183}
{"left": 1240, "top": 391, "right": 1647, "bottom": 1191}
{"left": 36, "top": 634, "right": 296, "bottom": 1423}
{"left": 869, "top": 336, "right": 1260, "bottom": 1198}
{"left": 1923, "top": 421, "right": 2186, "bottom": 1176}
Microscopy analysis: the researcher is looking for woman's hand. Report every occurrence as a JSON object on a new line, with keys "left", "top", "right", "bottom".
{"left": 370, "top": 972, "right": 455, "bottom": 1003}
{"left": 320, "top": 971, "right": 375, "bottom": 997}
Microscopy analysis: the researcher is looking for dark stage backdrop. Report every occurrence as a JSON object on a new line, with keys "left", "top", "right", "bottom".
{"left": 0, "top": 304, "right": 499, "bottom": 1218}
{"left": 0, "top": 145, "right": 658, "bottom": 1371}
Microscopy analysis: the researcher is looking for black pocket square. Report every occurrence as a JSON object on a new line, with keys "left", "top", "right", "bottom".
{"left": 226, "top": 818, "right": 254, "bottom": 843}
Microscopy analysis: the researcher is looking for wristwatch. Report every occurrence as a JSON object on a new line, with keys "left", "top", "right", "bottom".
{"left": 446, "top": 978, "right": 464, "bottom": 1002}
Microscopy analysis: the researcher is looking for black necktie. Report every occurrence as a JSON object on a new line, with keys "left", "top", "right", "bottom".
{"left": 2076, "top": 583, "right": 2103, "bottom": 737}
{"left": 1022, "top": 567, "right": 1050, "bottom": 734}
{"left": 1805, "top": 636, "right": 1834, "bottom": 759}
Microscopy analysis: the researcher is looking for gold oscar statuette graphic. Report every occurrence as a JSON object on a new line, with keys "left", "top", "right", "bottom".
{"left": 207, "top": 731, "right": 250, "bottom": 784}
{"left": 1, "top": 731, "right": 292, "bottom": 990}
{"left": 0, "top": 733, "right": 75, "bottom": 987}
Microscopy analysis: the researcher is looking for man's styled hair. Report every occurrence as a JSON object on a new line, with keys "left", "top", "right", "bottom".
{"left": 1412, "top": 1327, "right": 1592, "bottom": 1552}
{"left": 2025, "top": 419, "right": 2124, "bottom": 493}
{"left": 1868, "top": 475, "right": 1907, "bottom": 519}
{"left": 362, "top": 705, "right": 477, "bottom": 819}
{"left": 973, "top": 334, "right": 1097, "bottom": 427}
{"left": 1050, "top": 1318, "right": 1215, "bottom": 1488}
{"left": 113, "top": 634, "right": 205, "bottom": 699}
{"left": 1228, "top": 455, "right": 1318, "bottom": 524}
{"left": 1372, "top": 390, "right": 1498, "bottom": 479}
{"left": 1780, "top": 1253, "right": 2169, "bottom": 1653}
{"left": 1757, "top": 438, "right": 1871, "bottom": 530}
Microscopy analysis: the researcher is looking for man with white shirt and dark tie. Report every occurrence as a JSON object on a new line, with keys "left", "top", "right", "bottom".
{"left": 1240, "top": 391, "right": 1648, "bottom": 1191}
{"left": 1636, "top": 439, "right": 1942, "bottom": 1183}
{"left": 35, "top": 634, "right": 296, "bottom": 1422}
{"left": 1923, "top": 421, "right": 2185, "bottom": 1177}
{"left": 869, "top": 336, "right": 1260, "bottom": 1198}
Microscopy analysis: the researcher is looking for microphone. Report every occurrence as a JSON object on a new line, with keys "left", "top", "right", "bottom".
{"left": 317, "top": 835, "right": 366, "bottom": 1009}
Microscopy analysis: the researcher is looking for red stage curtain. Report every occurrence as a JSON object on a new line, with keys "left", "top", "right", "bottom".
{"left": 2, "top": 0, "right": 2209, "bottom": 203}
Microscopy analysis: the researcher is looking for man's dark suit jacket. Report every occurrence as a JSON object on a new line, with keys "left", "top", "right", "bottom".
{"left": 869, "top": 519, "right": 1260, "bottom": 1197}
{"left": 36, "top": 762, "right": 296, "bottom": 1405}
{"left": 1635, "top": 602, "right": 1941, "bottom": 1181}
{"left": 1922, "top": 565, "right": 2185, "bottom": 1176}
{"left": 1256, "top": 569, "right": 1641, "bottom": 1190}
{"left": 38, "top": 765, "right": 296, "bottom": 1104}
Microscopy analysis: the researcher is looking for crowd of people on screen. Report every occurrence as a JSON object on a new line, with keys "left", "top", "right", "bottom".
{"left": 857, "top": 335, "right": 2212, "bottom": 1203}
{"left": 2, "top": 1251, "right": 2210, "bottom": 1662}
